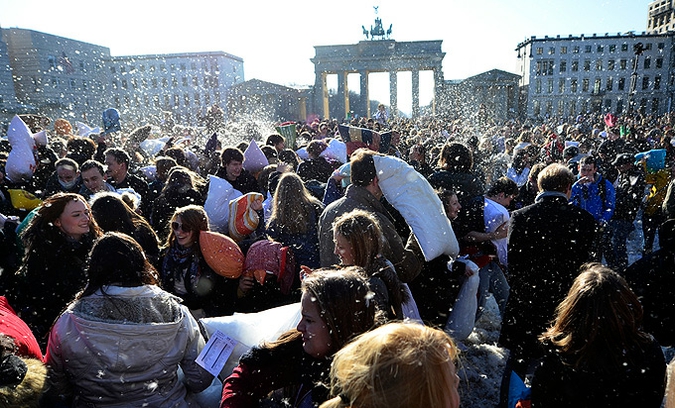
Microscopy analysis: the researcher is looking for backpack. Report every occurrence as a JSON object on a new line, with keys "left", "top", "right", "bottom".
{"left": 244, "top": 239, "right": 296, "bottom": 295}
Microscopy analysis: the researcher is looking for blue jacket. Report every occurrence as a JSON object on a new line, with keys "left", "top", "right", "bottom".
{"left": 570, "top": 174, "right": 615, "bottom": 223}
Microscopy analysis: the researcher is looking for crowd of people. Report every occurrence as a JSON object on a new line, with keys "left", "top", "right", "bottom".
{"left": 0, "top": 106, "right": 675, "bottom": 407}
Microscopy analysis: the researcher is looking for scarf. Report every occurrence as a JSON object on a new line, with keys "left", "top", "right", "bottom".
{"left": 162, "top": 244, "right": 201, "bottom": 296}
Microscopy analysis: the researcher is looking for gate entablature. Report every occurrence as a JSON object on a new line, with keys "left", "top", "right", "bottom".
{"left": 311, "top": 40, "right": 445, "bottom": 119}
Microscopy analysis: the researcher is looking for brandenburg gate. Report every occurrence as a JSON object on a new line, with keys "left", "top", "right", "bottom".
{"left": 311, "top": 23, "right": 446, "bottom": 119}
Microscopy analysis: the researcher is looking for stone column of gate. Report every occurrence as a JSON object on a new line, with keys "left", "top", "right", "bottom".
{"left": 321, "top": 72, "right": 329, "bottom": 119}
{"left": 433, "top": 66, "right": 444, "bottom": 115}
{"left": 360, "top": 70, "right": 369, "bottom": 119}
{"left": 337, "top": 71, "right": 349, "bottom": 121}
{"left": 389, "top": 70, "right": 397, "bottom": 118}
{"left": 412, "top": 69, "right": 420, "bottom": 118}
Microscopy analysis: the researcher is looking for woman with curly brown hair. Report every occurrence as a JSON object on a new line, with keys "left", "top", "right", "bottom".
{"left": 15, "top": 192, "right": 102, "bottom": 348}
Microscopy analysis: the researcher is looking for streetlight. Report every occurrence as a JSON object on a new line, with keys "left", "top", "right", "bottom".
{"left": 628, "top": 42, "right": 646, "bottom": 114}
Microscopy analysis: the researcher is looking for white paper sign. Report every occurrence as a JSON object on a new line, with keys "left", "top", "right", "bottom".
{"left": 196, "top": 330, "right": 237, "bottom": 377}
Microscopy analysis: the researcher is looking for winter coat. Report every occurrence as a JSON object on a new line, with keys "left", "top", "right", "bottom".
{"left": 15, "top": 232, "right": 95, "bottom": 346}
{"left": 214, "top": 168, "right": 259, "bottom": 194}
{"left": 0, "top": 296, "right": 43, "bottom": 361}
{"left": 108, "top": 172, "right": 149, "bottom": 201}
{"left": 220, "top": 334, "right": 330, "bottom": 408}
{"left": 45, "top": 285, "right": 212, "bottom": 407}
{"left": 77, "top": 181, "right": 116, "bottom": 200}
{"left": 42, "top": 172, "right": 82, "bottom": 199}
{"left": 318, "top": 185, "right": 422, "bottom": 282}
{"left": 613, "top": 166, "right": 646, "bottom": 221}
{"left": 531, "top": 338, "right": 666, "bottom": 408}
{"left": 623, "top": 248, "right": 675, "bottom": 347}
{"left": 427, "top": 169, "right": 485, "bottom": 209}
{"left": 570, "top": 174, "right": 615, "bottom": 224}
{"left": 500, "top": 194, "right": 596, "bottom": 364}
{"left": 109, "top": 172, "right": 151, "bottom": 216}
{"left": 297, "top": 157, "right": 334, "bottom": 184}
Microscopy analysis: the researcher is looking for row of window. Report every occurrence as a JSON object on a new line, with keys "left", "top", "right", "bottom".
{"left": 41, "top": 76, "right": 104, "bottom": 92}
{"left": 47, "top": 55, "right": 89, "bottom": 73}
{"left": 532, "top": 97, "right": 660, "bottom": 117}
{"left": 534, "top": 41, "right": 662, "bottom": 56}
{"left": 110, "top": 61, "right": 223, "bottom": 75}
{"left": 534, "top": 75, "right": 666, "bottom": 94}
{"left": 45, "top": 57, "right": 235, "bottom": 79}
{"left": 110, "top": 75, "right": 219, "bottom": 90}
{"left": 535, "top": 56, "right": 665, "bottom": 75}
{"left": 112, "top": 91, "right": 221, "bottom": 110}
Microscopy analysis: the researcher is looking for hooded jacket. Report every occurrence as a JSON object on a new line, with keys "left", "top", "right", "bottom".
{"left": 45, "top": 285, "right": 212, "bottom": 407}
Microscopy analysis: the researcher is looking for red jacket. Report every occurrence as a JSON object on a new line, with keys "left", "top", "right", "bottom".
{"left": 0, "top": 296, "right": 43, "bottom": 361}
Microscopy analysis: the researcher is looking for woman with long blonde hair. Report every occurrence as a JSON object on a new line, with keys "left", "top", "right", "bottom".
{"left": 320, "top": 322, "right": 460, "bottom": 408}
{"left": 265, "top": 172, "right": 324, "bottom": 269}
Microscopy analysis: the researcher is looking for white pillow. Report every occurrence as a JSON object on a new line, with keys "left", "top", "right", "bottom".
{"left": 140, "top": 137, "right": 169, "bottom": 157}
{"left": 373, "top": 155, "right": 459, "bottom": 262}
{"left": 199, "top": 302, "right": 301, "bottom": 378}
{"left": 204, "top": 175, "right": 242, "bottom": 233}
{"left": 243, "top": 139, "right": 268, "bottom": 173}
{"left": 75, "top": 121, "right": 101, "bottom": 137}
{"left": 295, "top": 147, "right": 310, "bottom": 161}
{"left": 6, "top": 116, "right": 37, "bottom": 183}
{"left": 32, "top": 130, "right": 48, "bottom": 147}
{"left": 320, "top": 139, "right": 347, "bottom": 163}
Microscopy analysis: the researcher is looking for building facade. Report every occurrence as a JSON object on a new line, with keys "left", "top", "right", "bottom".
{"left": 1, "top": 28, "right": 111, "bottom": 124}
{"left": 108, "top": 52, "right": 244, "bottom": 126}
{"left": 0, "top": 28, "right": 245, "bottom": 130}
{"left": 648, "top": 0, "right": 675, "bottom": 34}
{"left": 0, "top": 31, "right": 21, "bottom": 122}
{"left": 437, "top": 69, "right": 520, "bottom": 124}
{"left": 310, "top": 40, "right": 445, "bottom": 120}
{"left": 226, "top": 79, "right": 309, "bottom": 123}
{"left": 515, "top": 32, "right": 675, "bottom": 119}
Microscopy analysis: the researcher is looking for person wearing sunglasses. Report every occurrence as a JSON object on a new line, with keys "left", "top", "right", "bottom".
{"left": 159, "top": 205, "right": 239, "bottom": 319}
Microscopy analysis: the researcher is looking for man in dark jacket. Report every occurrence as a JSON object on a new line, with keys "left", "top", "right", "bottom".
{"left": 499, "top": 163, "right": 596, "bottom": 406}
{"left": 622, "top": 219, "right": 675, "bottom": 347}
{"left": 318, "top": 149, "right": 422, "bottom": 283}
{"left": 607, "top": 153, "right": 645, "bottom": 271}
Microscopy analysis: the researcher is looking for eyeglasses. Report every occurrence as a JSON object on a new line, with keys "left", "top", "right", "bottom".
{"left": 171, "top": 222, "right": 189, "bottom": 232}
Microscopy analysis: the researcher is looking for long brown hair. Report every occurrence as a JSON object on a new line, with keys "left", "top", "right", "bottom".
{"left": 164, "top": 205, "right": 209, "bottom": 248}
{"left": 20, "top": 193, "right": 102, "bottom": 258}
{"left": 540, "top": 263, "right": 652, "bottom": 370}
{"left": 264, "top": 267, "right": 379, "bottom": 353}
{"left": 267, "top": 172, "right": 322, "bottom": 234}
{"left": 332, "top": 209, "right": 383, "bottom": 272}
{"left": 80, "top": 232, "right": 159, "bottom": 298}
{"left": 332, "top": 209, "right": 407, "bottom": 319}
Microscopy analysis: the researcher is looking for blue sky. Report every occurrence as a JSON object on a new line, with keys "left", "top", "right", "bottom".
{"left": 0, "top": 0, "right": 649, "bottom": 113}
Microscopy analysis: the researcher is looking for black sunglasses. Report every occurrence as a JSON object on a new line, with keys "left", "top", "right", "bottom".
{"left": 172, "top": 222, "right": 189, "bottom": 232}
